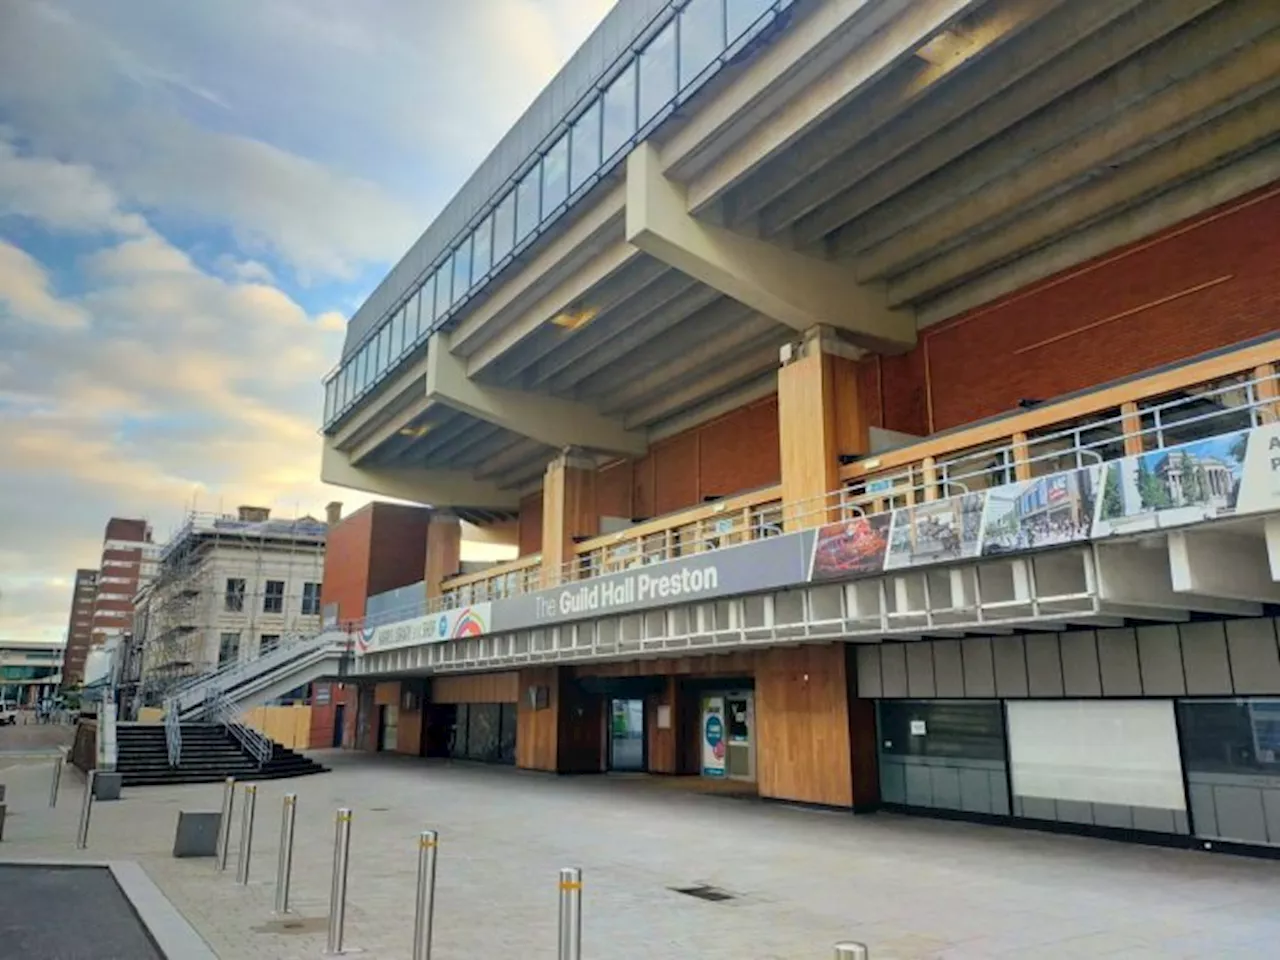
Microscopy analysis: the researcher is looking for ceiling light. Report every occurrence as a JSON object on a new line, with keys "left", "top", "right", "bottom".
{"left": 551, "top": 306, "right": 598, "bottom": 331}
{"left": 916, "top": 29, "right": 973, "bottom": 66}
{"left": 399, "top": 425, "right": 431, "bottom": 438}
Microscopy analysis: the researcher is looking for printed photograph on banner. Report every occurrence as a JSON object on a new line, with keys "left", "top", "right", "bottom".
{"left": 981, "top": 466, "right": 1100, "bottom": 556}
{"left": 809, "top": 514, "right": 891, "bottom": 580}
{"left": 1234, "top": 422, "right": 1280, "bottom": 516}
{"left": 1093, "top": 430, "right": 1249, "bottom": 537}
{"left": 884, "top": 493, "right": 986, "bottom": 571}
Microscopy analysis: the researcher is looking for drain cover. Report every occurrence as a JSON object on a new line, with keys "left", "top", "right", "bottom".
{"left": 671, "top": 884, "right": 734, "bottom": 902}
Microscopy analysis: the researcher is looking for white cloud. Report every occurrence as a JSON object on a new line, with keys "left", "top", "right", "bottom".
{"left": 0, "top": 241, "right": 88, "bottom": 329}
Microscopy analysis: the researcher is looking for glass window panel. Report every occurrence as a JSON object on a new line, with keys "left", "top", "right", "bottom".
{"left": 515, "top": 164, "right": 540, "bottom": 242}
{"left": 389, "top": 309, "right": 403, "bottom": 360}
{"left": 542, "top": 133, "right": 569, "bottom": 213}
{"left": 324, "top": 378, "right": 335, "bottom": 423}
{"left": 472, "top": 215, "right": 493, "bottom": 281}
{"left": 727, "top": 0, "right": 772, "bottom": 43}
{"left": 376, "top": 325, "right": 389, "bottom": 374}
{"left": 358, "top": 345, "right": 370, "bottom": 390}
{"left": 569, "top": 99, "right": 601, "bottom": 193}
{"left": 679, "top": 0, "right": 725, "bottom": 88}
{"left": 408, "top": 290, "right": 422, "bottom": 341}
{"left": 451, "top": 235, "right": 473, "bottom": 304}
{"left": 342, "top": 364, "right": 352, "bottom": 405}
{"left": 639, "top": 21, "right": 677, "bottom": 124}
{"left": 421, "top": 272, "right": 438, "bottom": 328}
{"left": 492, "top": 191, "right": 515, "bottom": 264}
{"left": 434, "top": 255, "right": 453, "bottom": 319}
{"left": 601, "top": 61, "right": 637, "bottom": 160}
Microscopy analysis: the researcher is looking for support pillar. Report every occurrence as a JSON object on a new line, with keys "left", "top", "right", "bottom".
{"left": 777, "top": 327, "right": 868, "bottom": 528}
{"left": 424, "top": 512, "right": 462, "bottom": 603}
{"left": 541, "top": 451, "right": 598, "bottom": 586}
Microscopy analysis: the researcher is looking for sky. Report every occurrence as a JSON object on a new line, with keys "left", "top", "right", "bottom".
{"left": 0, "top": 0, "right": 615, "bottom": 644}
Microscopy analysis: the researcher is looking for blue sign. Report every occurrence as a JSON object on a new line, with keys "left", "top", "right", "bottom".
{"left": 705, "top": 715, "right": 723, "bottom": 747}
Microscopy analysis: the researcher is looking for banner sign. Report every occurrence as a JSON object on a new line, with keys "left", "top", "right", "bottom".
{"left": 356, "top": 603, "right": 492, "bottom": 656}
{"left": 487, "top": 531, "right": 814, "bottom": 633}
{"left": 701, "top": 696, "right": 727, "bottom": 777}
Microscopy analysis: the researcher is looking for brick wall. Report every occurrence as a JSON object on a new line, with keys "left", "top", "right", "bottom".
{"left": 320, "top": 507, "right": 374, "bottom": 623}
{"left": 367, "top": 504, "right": 433, "bottom": 597}
{"left": 517, "top": 492, "right": 543, "bottom": 556}
{"left": 907, "top": 182, "right": 1280, "bottom": 433}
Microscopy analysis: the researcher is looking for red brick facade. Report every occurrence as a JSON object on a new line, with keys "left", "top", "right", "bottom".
{"left": 320, "top": 503, "right": 434, "bottom": 624}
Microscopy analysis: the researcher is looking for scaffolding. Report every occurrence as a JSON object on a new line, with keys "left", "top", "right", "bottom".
{"left": 136, "top": 507, "right": 327, "bottom": 703}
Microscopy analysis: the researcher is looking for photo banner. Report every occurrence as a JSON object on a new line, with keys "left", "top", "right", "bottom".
{"left": 356, "top": 602, "right": 492, "bottom": 657}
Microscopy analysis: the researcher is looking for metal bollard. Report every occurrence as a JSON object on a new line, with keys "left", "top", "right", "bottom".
{"left": 326, "top": 808, "right": 353, "bottom": 954}
{"left": 76, "top": 770, "right": 96, "bottom": 849}
{"left": 236, "top": 784, "right": 257, "bottom": 885}
{"left": 274, "top": 794, "right": 297, "bottom": 914}
{"left": 557, "top": 867, "right": 583, "bottom": 960}
{"left": 834, "top": 943, "right": 869, "bottom": 959}
{"left": 412, "top": 830, "right": 439, "bottom": 960}
{"left": 49, "top": 755, "right": 63, "bottom": 808}
{"left": 216, "top": 777, "right": 236, "bottom": 871}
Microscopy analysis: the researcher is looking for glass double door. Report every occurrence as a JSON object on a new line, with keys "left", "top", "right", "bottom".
{"left": 702, "top": 692, "right": 755, "bottom": 781}
{"left": 609, "top": 699, "right": 645, "bottom": 772}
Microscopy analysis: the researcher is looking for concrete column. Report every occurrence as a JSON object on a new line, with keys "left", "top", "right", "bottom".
{"left": 777, "top": 327, "right": 868, "bottom": 528}
{"left": 540, "top": 452, "right": 598, "bottom": 587}
{"left": 424, "top": 513, "right": 462, "bottom": 603}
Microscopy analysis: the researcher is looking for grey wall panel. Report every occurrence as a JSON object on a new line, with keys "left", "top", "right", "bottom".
{"left": 961, "top": 637, "right": 996, "bottom": 697}
{"left": 1092, "top": 803, "right": 1133, "bottom": 830}
{"left": 1225, "top": 618, "right": 1280, "bottom": 695}
{"left": 989, "top": 772, "right": 1010, "bottom": 815}
{"left": 1018, "top": 796, "right": 1056, "bottom": 820}
{"left": 992, "top": 636, "right": 1028, "bottom": 698}
{"left": 1131, "top": 806, "right": 1179, "bottom": 835}
{"left": 959, "top": 767, "right": 993, "bottom": 814}
{"left": 1262, "top": 789, "right": 1280, "bottom": 845}
{"left": 1208, "top": 786, "right": 1269, "bottom": 845}
{"left": 881, "top": 644, "right": 908, "bottom": 699}
{"left": 880, "top": 760, "right": 906, "bottom": 804}
{"left": 1055, "top": 799, "right": 1094, "bottom": 825}
{"left": 1097, "top": 628, "right": 1142, "bottom": 696}
{"left": 1024, "top": 635, "right": 1064, "bottom": 697}
{"left": 856, "top": 644, "right": 882, "bottom": 699}
{"left": 906, "top": 643, "right": 936, "bottom": 698}
{"left": 1180, "top": 621, "right": 1233, "bottom": 695}
{"left": 1188, "top": 782, "right": 1218, "bottom": 837}
{"left": 932, "top": 640, "right": 965, "bottom": 698}
{"left": 931, "top": 766, "right": 962, "bottom": 809}
{"left": 905, "top": 763, "right": 933, "bottom": 807}
{"left": 1059, "top": 631, "right": 1102, "bottom": 697}
{"left": 1136, "top": 625, "right": 1185, "bottom": 696}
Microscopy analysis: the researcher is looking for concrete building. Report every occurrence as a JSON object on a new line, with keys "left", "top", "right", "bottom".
{"left": 0, "top": 641, "right": 64, "bottom": 706}
{"left": 137, "top": 507, "right": 327, "bottom": 690}
{"left": 60, "top": 568, "right": 99, "bottom": 688}
{"left": 313, "top": 0, "right": 1280, "bottom": 855}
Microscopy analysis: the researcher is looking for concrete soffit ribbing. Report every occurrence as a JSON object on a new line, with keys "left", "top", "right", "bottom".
{"left": 625, "top": 142, "right": 916, "bottom": 353}
{"left": 319, "top": 435, "right": 520, "bottom": 510}
{"left": 425, "top": 329, "right": 647, "bottom": 457}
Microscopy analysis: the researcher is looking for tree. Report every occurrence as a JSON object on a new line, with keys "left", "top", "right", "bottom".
{"left": 1136, "top": 457, "right": 1172, "bottom": 510}
{"left": 1101, "top": 464, "right": 1124, "bottom": 519}
{"left": 1179, "top": 452, "right": 1203, "bottom": 505}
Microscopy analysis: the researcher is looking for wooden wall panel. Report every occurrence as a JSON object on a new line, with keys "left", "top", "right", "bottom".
{"left": 755, "top": 646, "right": 855, "bottom": 808}
{"left": 397, "top": 708, "right": 423, "bottom": 756}
{"left": 431, "top": 672, "right": 520, "bottom": 704}
{"left": 516, "top": 666, "right": 559, "bottom": 771}
{"left": 645, "top": 676, "right": 678, "bottom": 774}
{"left": 654, "top": 431, "right": 700, "bottom": 516}
{"left": 517, "top": 491, "right": 543, "bottom": 557}
{"left": 558, "top": 678, "right": 606, "bottom": 774}
{"left": 423, "top": 516, "right": 461, "bottom": 600}
{"left": 574, "top": 651, "right": 757, "bottom": 679}
{"left": 367, "top": 504, "right": 434, "bottom": 598}
{"left": 596, "top": 460, "right": 633, "bottom": 520}
{"left": 697, "top": 395, "right": 781, "bottom": 497}
{"left": 374, "top": 681, "right": 400, "bottom": 706}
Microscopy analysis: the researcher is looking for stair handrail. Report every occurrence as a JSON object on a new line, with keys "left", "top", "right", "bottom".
{"left": 173, "top": 629, "right": 341, "bottom": 714}
{"left": 164, "top": 696, "right": 182, "bottom": 767}
{"left": 168, "top": 628, "right": 312, "bottom": 698}
{"left": 203, "top": 688, "right": 274, "bottom": 767}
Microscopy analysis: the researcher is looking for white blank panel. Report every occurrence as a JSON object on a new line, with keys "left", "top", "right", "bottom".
{"left": 1007, "top": 700, "right": 1185, "bottom": 811}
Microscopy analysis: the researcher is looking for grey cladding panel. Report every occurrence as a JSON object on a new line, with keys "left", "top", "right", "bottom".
{"left": 1024, "top": 635, "right": 1063, "bottom": 697}
{"left": 1059, "top": 630, "right": 1101, "bottom": 697}
{"left": 1136, "top": 624, "right": 1185, "bottom": 696}
{"left": 932, "top": 640, "right": 965, "bottom": 698}
{"left": 1097, "top": 628, "right": 1141, "bottom": 696}
{"left": 1225, "top": 618, "right": 1280, "bottom": 695}
{"left": 881, "top": 644, "right": 908, "bottom": 698}
{"left": 992, "top": 636, "right": 1028, "bottom": 698}
{"left": 1180, "top": 621, "right": 1233, "bottom": 695}
{"left": 856, "top": 645, "right": 882, "bottom": 699}
{"left": 905, "top": 643, "right": 936, "bottom": 698}
{"left": 961, "top": 637, "right": 996, "bottom": 697}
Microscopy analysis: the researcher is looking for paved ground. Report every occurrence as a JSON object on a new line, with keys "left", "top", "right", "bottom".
{"left": 0, "top": 720, "right": 74, "bottom": 763}
{"left": 3, "top": 751, "right": 1280, "bottom": 958}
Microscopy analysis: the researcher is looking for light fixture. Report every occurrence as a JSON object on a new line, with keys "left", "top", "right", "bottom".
{"left": 399, "top": 424, "right": 431, "bottom": 438}
{"left": 915, "top": 29, "right": 973, "bottom": 66}
{"left": 550, "top": 305, "right": 598, "bottom": 331}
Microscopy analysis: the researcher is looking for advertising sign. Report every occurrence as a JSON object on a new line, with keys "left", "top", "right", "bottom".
{"left": 701, "top": 696, "right": 726, "bottom": 777}
{"left": 488, "top": 531, "right": 814, "bottom": 634}
{"left": 356, "top": 602, "right": 492, "bottom": 657}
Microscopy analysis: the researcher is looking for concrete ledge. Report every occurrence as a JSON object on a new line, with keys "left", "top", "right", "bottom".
{"left": 0, "top": 858, "right": 218, "bottom": 960}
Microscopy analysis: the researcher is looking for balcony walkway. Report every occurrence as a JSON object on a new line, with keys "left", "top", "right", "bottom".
{"left": 2, "top": 751, "right": 1278, "bottom": 957}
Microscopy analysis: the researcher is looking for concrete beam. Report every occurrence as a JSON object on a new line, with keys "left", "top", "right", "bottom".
{"left": 329, "top": 352, "right": 431, "bottom": 453}
{"left": 1266, "top": 516, "right": 1280, "bottom": 581}
{"left": 888, "top": 90, "right": 1280, "bottom": 305}
{"left": 856, "top": 25, "right": 1280, "bottom": 281}
{"left": 794, "top": 0, "right": 1236, "bottom": 247}
{"left": 475, "top": 437, "right": 552, "bottom": 482}
{"left": 686, "top": 0, "right": 984, "bottom": 213}
{"left": 1094, "top": 540, "right": 1261, "bottom": 618}
{"left": 1168, "top": 529, "right": 1280, "bottom": 604}
{"left": 449, "top": 185, "right": 627, "bottom": 359}
{"left": 320, "top": 438, "right": 520, "bottom": 510}
{"left": 844, "top": 9, "right": 1280, "bottom": 278}
{"left": 623, "top": 342, "right": 780, "bottom": 429}
{"left": 346, "top": 391, "right": 436, "bottom": 466}
{"left": 625, "top": 142, "right": 914, "bottom": 352}
{"left": 427, "top": 331, "right": 647, "bottom": 457}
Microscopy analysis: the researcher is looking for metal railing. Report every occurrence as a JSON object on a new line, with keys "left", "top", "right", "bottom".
{"left": 203, "top": 688, "right": 274, "bottom": 767}
{"left": 164, "top": 696, "right": 182, "bottom": 767}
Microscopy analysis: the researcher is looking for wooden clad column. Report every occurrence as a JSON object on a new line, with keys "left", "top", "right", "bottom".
{"left": 541, "top": 450, "right": 598, "bottom": 586}
{"left": 424, "top": 511, "right": 462, "bottom": 602}
{"left": 777, "top": 326, "right": 868, "bottom": 528}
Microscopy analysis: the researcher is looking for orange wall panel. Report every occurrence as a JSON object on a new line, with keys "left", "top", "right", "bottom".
{"left": 517, "top": 491, "right": 543, "bottom": 557}
{"left": 653, "top": 431, "right": 700, "bottom": 516}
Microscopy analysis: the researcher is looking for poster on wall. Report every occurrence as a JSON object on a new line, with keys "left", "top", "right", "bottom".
{"left": 981, "top": 466, "right": 1100, "bottom": 556}
{"left": 883, "top": 493, "right": 986, "bottom": 571}
{"left": 701, "top": 696, "right": 726, "bottom": 778}
{"left": 1235, "top": 422, "right": 1280, "bottom": 516}
{"left": 1092, "top": 429, "right": 1250, "bottom": 538}
{"left": 809, "top": 514, "right": 891, "bottom": 580}
{"left": 356, "top": 603, "right": 492, "bottom": 656}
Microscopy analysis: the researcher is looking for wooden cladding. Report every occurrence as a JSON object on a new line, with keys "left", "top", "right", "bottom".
{"left": 431, "top": 672, "right": 519, "bottom": 705}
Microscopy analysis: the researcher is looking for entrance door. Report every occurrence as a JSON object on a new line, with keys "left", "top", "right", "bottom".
{"left": 724, "top": 692, "right": 755, "bottom": 781}
{"left": 379, "top": 704, "right": 399, "bottom": 752}
{"left": 609, "top": 699, "right": 645, "bottom": 771}
{"left": 332, "top": 704, "right": 346, "bottom": 748}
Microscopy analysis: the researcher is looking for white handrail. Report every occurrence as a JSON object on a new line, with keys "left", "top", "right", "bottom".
{"left": 203, "top": 688, "right": 273, "bottom": 767}
{"left": 164, "top": 697, "right": 182, "bottom": 767}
